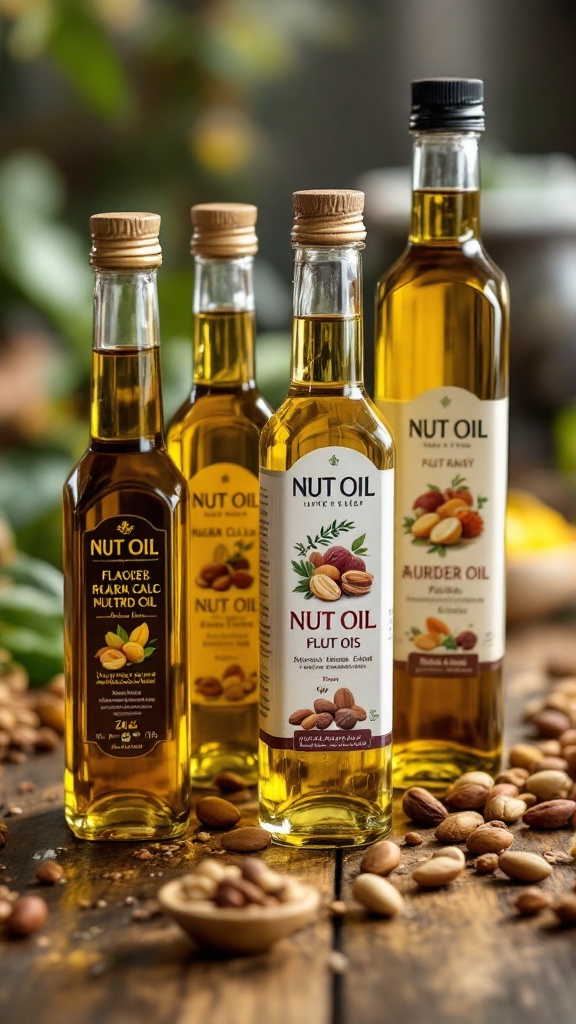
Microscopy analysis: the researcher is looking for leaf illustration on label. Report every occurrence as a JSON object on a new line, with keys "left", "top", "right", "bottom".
{"left": 117, "top": 626, "right": 129, "bottom": 643}
{"left": 351, "top": 533, "right": 368, "bottom": 557}
{"left": 293, "top": 519, "right": 355, "bottom": 557}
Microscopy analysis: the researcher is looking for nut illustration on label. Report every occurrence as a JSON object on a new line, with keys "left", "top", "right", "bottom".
{"left": 196, "top": 540, "right": 255, "bottom": 592}
{"left": 287, "top": 687, "right": 369, "bottom": 731}
{"left": 408, "top": 617, "right": 478, "bottom": 653}
{"left": 404, "top": 475, "right": 486, "bottom": 554}
{"left": 95, "top": 622, "right": 155, "bottom": 670}
{"left": 194, "top": 663, "right": 258, "bottom": 702}
{"left": 292, "top": 523, "right": 373, "bottom": 601}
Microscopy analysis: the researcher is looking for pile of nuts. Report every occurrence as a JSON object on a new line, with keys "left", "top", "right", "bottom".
{"left": 288, "top": 687, "right": 367, "bottom": 732}
{"left": 351, "top": 663, "right": 576, "bottom": 925}
{"left": 307, "top": 545, "right": 373, "bottom": 601}
{"left": 0, "top": 658, "right": 65, "bottom": 767}
{"left": 194, "top": 663, "right": 258, "bottom": 702}
{"left": 173, "top": 858, "right": 308, "bottom": 910}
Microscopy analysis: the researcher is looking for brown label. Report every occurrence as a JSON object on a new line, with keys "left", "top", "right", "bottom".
{"left": 84, "top": 515, "right": 168, "bottom": 757}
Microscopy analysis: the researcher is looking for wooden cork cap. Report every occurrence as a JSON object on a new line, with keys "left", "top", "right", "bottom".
{"left": 89, "top": 212, "right": 162, "bottom": 270}
{"left": 191, "top": 203, "right": 258, "bottom": 257}
{"left": 291, "top": 190, "right": 366, "bottom": 246}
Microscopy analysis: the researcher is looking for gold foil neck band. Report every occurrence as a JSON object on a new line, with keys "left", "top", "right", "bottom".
{"left": 191, "top": 202, "right": 258, "bottom": 257}
{"left": 291, "top": 189, "right": 366, "bottom": 246}
{"left": 90, "top": 212, "right": 162, "bottom": 270}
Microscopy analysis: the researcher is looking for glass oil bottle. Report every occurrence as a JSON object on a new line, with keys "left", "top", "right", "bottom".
{"left": 167, "top": 204, "right": 273, "bottom": 785}
{"left": 259, "top": 189, "right": 394, "bottom": 847}
{"left": 375, "top": 79, "right": 510, "bottom": 789}
{"left": 63, "top": 213, "right": 190, "bottom": 840}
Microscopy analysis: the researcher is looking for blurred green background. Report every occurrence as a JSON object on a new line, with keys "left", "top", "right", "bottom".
{"left": 3, "top": 0, "right": 576, "bottom": 678}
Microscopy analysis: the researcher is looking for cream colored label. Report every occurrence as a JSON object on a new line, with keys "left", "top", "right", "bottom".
{"left": 190, "top": 463, "right": 259, "bottom": 705}
{"left": 380, "top": 388, "right": 508, "bottom": 677}
{"left": 259, "top": 448, "right": 393, "bottom": 752}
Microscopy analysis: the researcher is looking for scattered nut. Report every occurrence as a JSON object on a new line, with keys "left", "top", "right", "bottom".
{"left": 434, "top": 811, "right": 484, "bottom": 844}
{"left": 404, "top": 832, "right": 423, "bottom": 846}
{"left": 514, "top": 888, "right": 552, "bottom": 916}
{"left": 431, "top": 846, "right": 466, "bottom": 865}
{"left": 412, "top": 856, "right": 465, "bottom": 888}
{"left": 401, "top": 787, "right": 448, "bottom": 827}
{"left": 352, "top": 874, "right": 404, "bottom": 917}
{"left": 35, "top": 861, "right": 66, "bottom": 885}
{"left": 475, "top": 853, "right": 499, "bottom": 874}
{"left": 195, "top": 797, "right": 241, "bottom": 830}
{"left": 523, "top": 799, "right": 576, "bottom": 830}
{"left": 360, "top": 840, "right": 401, "bottom": 876}
{"left": 5, "top": 895, "right": 48, "bottom": 938}
{"left": 553, "top": 894, "right": 576, "bottom": 925}
{"left": 483, "top": 795, "right": 527, "bottom": 824}
{"left": 497, "top": 850, "right": 553, "bottom": 883}
{"left": 220, "top": 827, "right": 272, "bottom": 853}
{"left": 465, "top": 826, "right": 514, "bottom": 855}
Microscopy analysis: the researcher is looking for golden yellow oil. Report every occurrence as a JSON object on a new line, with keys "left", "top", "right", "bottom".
{"left": 64, "top": 347, "right": 190, "bottom": 839}
{"left": 259, "top": 316, "right": 394, "bottom": 847}
{"left": 375, "top": 190, "right": 509, "bottom": 789}
{"left": 167, "top": 310, "right": 272, "bottom": 785}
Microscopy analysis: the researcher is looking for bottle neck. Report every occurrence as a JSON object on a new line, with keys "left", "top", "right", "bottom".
{"left": 409, "top": 131, "right": 481, "bottom": 243}
{"left": 90, "top": 270, "right": 164, "bottom": 447}
{"left": 192, "top": 255, "right": 256, "bottom": 386}
{"left": 290, "top": 244, "right": 364, "bottom": 389}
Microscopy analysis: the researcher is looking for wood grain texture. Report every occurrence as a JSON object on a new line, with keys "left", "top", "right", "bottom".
{"left": 1, "top": 623, "right": 576, "bottom": 1023}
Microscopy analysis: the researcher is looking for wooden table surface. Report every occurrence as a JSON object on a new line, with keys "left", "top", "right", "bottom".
{"left": 1, "top": 622, "right": 576, "bottom": 1024}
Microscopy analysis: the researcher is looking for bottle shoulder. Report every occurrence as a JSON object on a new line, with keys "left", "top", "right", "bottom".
{"left": 261, "top": 391, "right": 394, "bottom": 470}
{"left": 377, "top": 239, "right": 509, "bottom": 303}
{"left": 167, "top": 387, "right": 273, "bottom": 437}
{"left": 64, "top": 446, "right": 187, "bottom": 509}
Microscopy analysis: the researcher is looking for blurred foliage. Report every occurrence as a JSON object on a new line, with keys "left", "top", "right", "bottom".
{"left": 0, "top": 0, "right": 358, "bottom": 568}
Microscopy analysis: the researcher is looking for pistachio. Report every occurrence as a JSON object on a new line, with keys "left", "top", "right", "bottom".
{"left": 352, "top": 874, "right": 404, "bottom": 916}
{"left": 483, "top": 795, "right": 527, "bottom": 824}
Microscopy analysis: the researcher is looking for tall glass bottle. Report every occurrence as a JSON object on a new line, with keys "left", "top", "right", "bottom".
{"left": 167, "top": 203, "right": 273, "bottom": 786}
{"left": 375, "top": 79, "right": 510, "bottom": 789}
{"left": 63, "top": 213, "right": 190, "bottom": 840}
{"left": 259, "top": 190, "right": 394, "bottom": 848}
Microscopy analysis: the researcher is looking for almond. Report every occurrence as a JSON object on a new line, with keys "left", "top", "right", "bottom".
{"left": 508, "top": 744, "right": 545, "bottom": 773}
{"left": 466, "top": 826, "right": 514, "bottom": 855}
{"left": 314, "top": 699, "right": 337, "bottom": 715}
{"left": 220, "top": 827, "right": 272, "bottom": 852}
{"left": 214, "top": 770, "right": 248, "bottom": 793}
{"left": 352, "top": 874, "right": 404, "bottom": 917}
{"left": 553, "top": 894, "right": 576, "bottom": 924}
{"left": 401, "top": 787, "right": 448, "bottom": 827}
{"left": 446, "top": 782, "right": 491, "bottom": 810}
{"left": 334, "top": 687, "right": 355, "bottom": 709}
{"left": 195, "top": 796, "right": 241, "bottom": 830}
{"left": 288, "top": 709, "right": 314, "bottom": 726}
{"left": 360, "top": 840, "right": 401, "bottom": 876}
{"left": 523, "top": 799, "right": 576, "bottom": 829}
{"left": 498, "top": 850, "right": 552, "bottom": 883}
{"left": 412, "top": 856, "right": 464, "bottom": 888}
{"left": 434, "top": 811, "right": 484, "bottom": 844}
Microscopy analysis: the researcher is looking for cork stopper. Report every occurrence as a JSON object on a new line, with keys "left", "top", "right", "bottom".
{"left": 191, "top": 203, "right": 258, "bottom": 257}
{"left": 291, "top": 190, "right": 366, "bottom": 246}
{"left": 90, "top": 213, "right": 162, "bottom": 270}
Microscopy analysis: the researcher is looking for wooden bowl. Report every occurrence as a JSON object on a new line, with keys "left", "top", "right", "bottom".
{"left": 158, "top": 875, "right": 321, "bottom": 954}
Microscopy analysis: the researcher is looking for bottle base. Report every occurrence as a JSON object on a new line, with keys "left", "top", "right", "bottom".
{"left": 259, "top": 795, "right": 392, "bottom": 849}
{"left": 393, "top": 741, "right": 502, "bottom": 791}
{"left": 65, "top": 792, "right": 189, "bottom": 842}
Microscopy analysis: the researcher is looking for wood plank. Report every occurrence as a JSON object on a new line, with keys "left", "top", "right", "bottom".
{"left": 0, "top": 751, "right": 335, "bottom": 1024}
{"left": 339, "top": 624, "right": 576, "bottom": 1024}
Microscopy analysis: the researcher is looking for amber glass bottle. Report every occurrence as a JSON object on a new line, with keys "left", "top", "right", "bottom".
{"left": 375, "top": 79, "right": 510, "bottom": 789}
{"left": 259, "top": 190, "right": 394, "bottom": 848}
{"left": 167, "top": 203, "right": 273, "bottom": 786}
{"left": 63, "top": 213, "right": 190, "bottom": 840}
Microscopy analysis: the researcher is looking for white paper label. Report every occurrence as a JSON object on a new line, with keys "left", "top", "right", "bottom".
{"left": 259, "top": 447, "right": 394, "bottom": 752}
{"left": 380, "top": 387, "right": 508, "bottom": 678}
